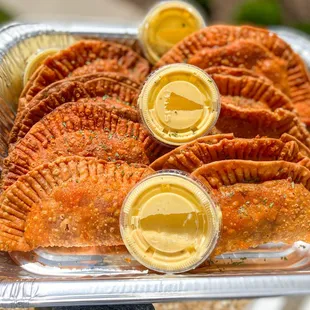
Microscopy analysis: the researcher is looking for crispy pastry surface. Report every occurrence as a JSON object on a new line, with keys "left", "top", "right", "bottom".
{"left": 205, "top": 66, "right": 271, "bottom": 82}
{"left": 155, "top": 25, "right": 310, "bottom": 124}
{"left": 71, "top": 59, "right": 130, "bottom": 77}
{"left": 207, "top": 74, "right": 310, "bottom": 147}
{"left": 216, "top": 104, "right": 310, "bottom": 147}
{"left": 212, "top": 74, "right": 294, "bottom": 111}
{"left": 4, "top": 98, "right": 166, "bottom": 189}
{"left": 151, "top": 135, "right": 305, "bottom": 172}
{"left": 10, "top": 72, "right": 140, "bottom": 144}
{"left": 20, "top": 40, "right": 149, "bottom": 106}
{"left": 0, "top": 156, "right": 154, "bottom": 251}
{"left": 192, "top": 160, "right": 310, "bottom": 255}
{"left": 189, "top": 40, "right": 290, "bottom": 94}
{"left": 280, "top": 133, "right": 310, "bottom": 155}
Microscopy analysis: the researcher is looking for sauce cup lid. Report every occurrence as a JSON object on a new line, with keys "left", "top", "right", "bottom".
{"left": 120, "top": 170, "right": 221, "bottom": 274}
{"left": 138, "top": 63, "right": 221, "bottom": 147}
{"left": 23, "top": 48, "right": 60, "bottom": 86}
{"left": 139, "top": 1, "right": 206, "bottom": 64}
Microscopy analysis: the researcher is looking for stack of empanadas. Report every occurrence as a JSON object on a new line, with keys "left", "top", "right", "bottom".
{"left": 151, "top": 134, "right": 310, "bottom": 255}
{"left": 152, "top": 25, "right": 310, "bottom": 256}
{"left": 1, "top": 25, "right": 310, "bottom": 261}
{"left": 0, "top": 40, "right": 161, "bottom": 251}
{"left": 155, "top": 25, "right": 310, "bottom": 126}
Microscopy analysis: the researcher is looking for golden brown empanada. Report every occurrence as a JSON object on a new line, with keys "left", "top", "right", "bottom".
{"left": 192, "top": 160, "right": 310, "bottom": 255}
{"left": 0, "top": 156, "right": 154, "bottom": 251}
{"left": 4, "top": 98, "right": 166, "bottom": 189}
{"left": 156, "top": 25, "right": 310, "bottom": 125}
{"left": 151, "top": 134, "right": 306, "bottom": 172}
{"left": 10, "top": 72, "right": 140, "bottom": 144}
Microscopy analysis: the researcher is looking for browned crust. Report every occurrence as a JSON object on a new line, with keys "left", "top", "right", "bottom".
{"left": 151, "top": 136, "right": 304, "bottom": 172}
{"left": 216, "top": 104, "right": 310, "bottom": 147}
{"left": 212, "top": 74, "right": 294, "bottom": 111}
{"left": 193, "top": 160, "right": 310, "bottom": 189}
{"left": 207, "top": 74, "right": 310, "bottom": 147}
{"left": 192, "top": 160, "right": 310, "bottom": 255}
{"left": 280, "top": 133, "right": 310, "bottom": 157}
{"left": 155, "top": 25, "right": 310, "bottom": 125}
{"left": 41, "top": 245, "right": 128, "bottom": 255}
{"left": 280, "top": 134, "right": 310, "bottom": 170}
{"left": 4, "top": 98, "right": 166, "bottom": 189}
{"left": 189, "top": 40, "right": 290, "bottom": 95}
{"left": 0, "top": 156, "right": 154, "bottom": 252}
{"left": 21, "top": 40, "right": 150, "bottom": 104}
{"left": 155, "top": 25, "right": 291, "bottom": 69}
{"left": 221, "top": 96, "right": 270, "bottom": 110}
{"left": 71, "top": 59, "right": 130, "bottom": 77}
{"left": 10, "top": 72, "right": 140, "bottom": 145}
{"left": 205, "top": 66, "right": 271, "bottom": 83}
{"left": 150, "top": 134, "right": 234, "bottom": 170}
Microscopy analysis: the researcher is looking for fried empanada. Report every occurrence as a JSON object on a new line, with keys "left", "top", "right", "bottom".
{"left": 20, "top": 40, "right": 150, "bottom": 109}
{"left": 71, "top": 59, "right": 130, "bottom": 77}
{"left": 216, "top": 104, "right": 310, "bottom": 147}
{"left": 189, "top": 40, "right": 289, "bottom": 94}
{"left": 280, "top": 133, "right": 310, "bottom": 157}
{"left": 155, "top": 25, "right": 310, "bottom": 125}
{"left": 281, "top": 134, "right": 310, "bottom": 171}
{"left": 0, "top": 156, "right": 154, "bottom": 252}
{"left": 212, "top": 74, "right": 293, "bottom": 111}
{"left": 10, "top": 72, "right": 140, "bottom": 144}
{"left": 4, "top": 98, "right": 166, "bottom": 189}
{"left": 151, "top": 135, "right": 306, "bottom": 172}
{"left": 205, "top": 66, "right": 271, "bottom": 83}
{"left": 208, "top": 74, "right": 310, "bottom": 147}
{"left": 192, "top": 160, "right": 310, "bottom": 255}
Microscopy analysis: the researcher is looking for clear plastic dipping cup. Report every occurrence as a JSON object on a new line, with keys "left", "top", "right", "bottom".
{"left": 139, "top": 1, "right": 206, "bottom": 64}
{"left": 120, "top": 170, "right": 221, "bottom": 274}
{"left": 23, "top": 48, "right": 60, "bottom": 86}
{"left": 138, "top": 63, "right": 221, "bottom": 147}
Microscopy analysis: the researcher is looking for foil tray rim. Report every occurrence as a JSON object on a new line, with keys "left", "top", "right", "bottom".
{"left": 1, "top": 274, "right": 310, "bottom": 307}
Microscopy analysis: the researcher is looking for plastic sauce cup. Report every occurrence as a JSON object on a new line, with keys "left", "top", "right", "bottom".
{"left": 120, "top": 170, "right": 221, "bottom": 274}
{"left": 138, "top": 63, "right": 221, "bottom": 147}
{"left": 139, "top": 1, "right": 206, "bottom": 64}
{"left": 23, "top": 48, "right": 59, "bottom": 85}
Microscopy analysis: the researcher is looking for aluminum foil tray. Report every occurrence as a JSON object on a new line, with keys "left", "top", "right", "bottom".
{"left": 1, "top": 23, "right": 310, "bottom": 307}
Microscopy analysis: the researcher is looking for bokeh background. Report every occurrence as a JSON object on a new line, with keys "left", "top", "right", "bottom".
{"left": 0, "top": 0, "right": 309, "bottom": 34}
{"left": 0, "top": 1, "right": 309, "bottom": 310}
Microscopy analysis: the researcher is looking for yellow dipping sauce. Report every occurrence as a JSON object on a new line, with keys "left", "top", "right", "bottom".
{"left": 139, "top": 1, "right": 205, "bottom": 63}
{"left": 23, "top": 48, "right": 59, "bottom": 85}
{"left": 138, "top": 64, "right": 220, "bottom": 146}
{"left": 120, "top": 171, "right": 221, "bottom": 273}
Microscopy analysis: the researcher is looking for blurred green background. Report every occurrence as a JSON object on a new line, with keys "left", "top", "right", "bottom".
{"left": 0, "top": 6, "right": 11, "bottom": 23}
{"left": 0, "top": 0, "right": 309, "bottom": 34}
{"left": 196, "top": 0, "right": 310, "bottom": 34}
